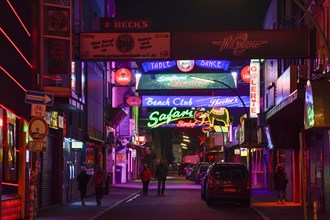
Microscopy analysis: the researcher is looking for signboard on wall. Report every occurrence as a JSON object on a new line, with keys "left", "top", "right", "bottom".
{"left": 249, "top": 62, "right": 260, "bottom": 118}
{"left": 171, "top": 30, "right": 311, "bottom": 59}
{"left": 80, "top": 32, "right": 170, "bottom": 60}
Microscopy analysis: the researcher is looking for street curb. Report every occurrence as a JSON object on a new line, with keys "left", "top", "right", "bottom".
{"left": 88, "top": 190, "right": 142, "bottom": 220}
{"left": 251, "top": 205, "right": 270, "bottom": 220}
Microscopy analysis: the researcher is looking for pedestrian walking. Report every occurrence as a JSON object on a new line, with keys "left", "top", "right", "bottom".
{"left": 92, "top": 165, "right": 105, "bottom": 206}
{"left": 77, "top": 166, "right": 90, "bottom": 206}
{"left": 273, "top": 163, "right": 288, "bottom": 204}
{"left": 140, "top": 163, "right": 152, "bottom": 196}
{"left": 155, "top": 159, "right": 168, "bottom": 196}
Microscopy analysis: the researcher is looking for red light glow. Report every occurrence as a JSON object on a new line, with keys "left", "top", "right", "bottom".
{"left": 42, "top": 75, "right": 63, "bottom": 81}
{"left": 0, "top": 28, "right": 32, "bottom": 68}
{"left": 6, "top": 0, "right": 31, "bottom": 37}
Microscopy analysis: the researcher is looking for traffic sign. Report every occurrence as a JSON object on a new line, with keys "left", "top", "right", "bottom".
{"left": 28, "top": 141, "right": 46, "bottom": 152}
{"left": 31, "top": 104, "right": 46, "bottom": 117}
{"left": 28, "top": 117, "right": 49, "bottom": 140}
{"left": 25, "top": 90, "right": 54, "bottom": 106}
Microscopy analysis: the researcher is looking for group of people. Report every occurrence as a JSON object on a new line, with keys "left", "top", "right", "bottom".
{"left": 76, "top": 160, "right": 169, "bottom": 206}
{"left": 77, "top": 161, "right": 288, "bottom": 206}
{"left": 140, "top": 159, "right": 168, "bottom": 196}
{"left": 77, "top": 165, "right": 105, "bottom": 206}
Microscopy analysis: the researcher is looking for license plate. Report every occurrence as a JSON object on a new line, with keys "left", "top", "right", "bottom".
{"left": 224, "top": 188, "right": 236, "bottom": 192}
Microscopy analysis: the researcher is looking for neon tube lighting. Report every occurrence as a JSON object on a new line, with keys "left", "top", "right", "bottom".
{"left": 6, "top": 0, "right": 31, "bottom": 37}
{"left": 190, "top": 76, "right": 214, "bottom": 83}
{"left": 0, "top": 28, "right": 32, "bottom": 68}
{"left": 0, "top": 104, "right": 21, "bottom": 119}
{"left": 0, "top": 66, "right": 27, "bottom": 92}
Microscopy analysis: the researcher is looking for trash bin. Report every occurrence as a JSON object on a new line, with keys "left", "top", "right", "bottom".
{"left": 115, "top": 165, "right": 122, "bottom": 184}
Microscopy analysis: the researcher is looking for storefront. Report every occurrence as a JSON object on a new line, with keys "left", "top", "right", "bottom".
{"left": 0, "top": 106, "right": 28, "bottom": 219}
{"left": 304, "top": 79, "right": 330, "bottom": 213}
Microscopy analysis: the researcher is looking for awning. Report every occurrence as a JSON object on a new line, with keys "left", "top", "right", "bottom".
{"left": 108, "top": 108, "right": 128, "bottom": 128}
{"left": 265, "top": 88, "right": 305, "bottom": 149}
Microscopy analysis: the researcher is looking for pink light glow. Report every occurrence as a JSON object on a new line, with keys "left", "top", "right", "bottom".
{"left": 0, "top": 28, "right": 32, "bottom": 68}
{"left": 6, "top": 0, "right": 31, "bottom": 37}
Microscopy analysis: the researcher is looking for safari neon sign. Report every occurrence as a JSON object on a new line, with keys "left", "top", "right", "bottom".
{"left": 147, "top": 107, "right": 195, "bottom": 128}
{"left": 147, "top": 107, "right": 230, "bottom": 129}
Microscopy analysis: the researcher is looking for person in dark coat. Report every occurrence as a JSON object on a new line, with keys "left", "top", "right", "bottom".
{"left": 77, "top": 167, "right": 90, "bottom": 206}
{"left": 155, "top": 160, "right": 168, "bottom": 196}
{"left": 140, "top": 163, "right": 152, "bottom": 196}
{"left": 273, "top": 163, "right": 288, "bottom": 204}
{"left": 91, "top": 165, "right": 105, "bottom": 206}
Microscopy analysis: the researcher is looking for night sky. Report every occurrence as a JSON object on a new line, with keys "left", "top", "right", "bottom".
{"left": 114, "top": 0, "right": 272, "bottom": 30}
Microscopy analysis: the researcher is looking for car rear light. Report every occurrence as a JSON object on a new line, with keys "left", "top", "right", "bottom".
{"left": 208, "top": 175, "right": 213, "bottom": 189}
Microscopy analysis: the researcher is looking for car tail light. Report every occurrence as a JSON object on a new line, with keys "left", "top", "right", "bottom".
{"left": 208, "top": 175, "right": 213, "bottom": 189}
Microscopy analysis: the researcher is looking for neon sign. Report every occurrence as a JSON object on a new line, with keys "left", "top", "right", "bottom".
{"left": 137, "top": 73, "right": 236, "bottom": 90}
{"left": 195, "top": 60, "right": 230, "bottom": 71}
{"left": 249, "top": 62, "right": 260, "bottom": 118}
{"left": 142, "top": 60, "right": 176, "bottom": 72}
{"left": 141, "top": 59, "right": 230, "bottom": 72}
{"left": 304, "top": 80, "right": 314, "bottom": 129}
{"left": 142, "top": 96, "right": 250, "bottom": 108}
{"left": 147, "top": 107, "right": 195, "bottom": 128}
{"left": 147, "top": 107, "right": 230, "bottom": 129}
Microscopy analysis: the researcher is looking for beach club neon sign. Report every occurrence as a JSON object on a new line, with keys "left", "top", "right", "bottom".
{"left": 142, "top": 59, "right": 230, "bottom": 72}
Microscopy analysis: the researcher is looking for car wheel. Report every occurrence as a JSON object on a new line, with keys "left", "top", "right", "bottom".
{"left": 205, "top": 193, "right": 212, "bottom": 206}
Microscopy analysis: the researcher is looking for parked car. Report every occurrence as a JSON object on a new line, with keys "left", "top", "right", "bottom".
{"left": 194, "top": 164, "right": 211, "bottom": 184}
{"left": 201, "top": 162, "right": 251, "bottom": 207}
{"left": 189, "top": 162, "right": 210, "bottom": 181}
{"left": 178, "top": 163, "right": 192, "bottom": 176}
{"left": 185, "top": 163, "right": 195, "bottom": 180}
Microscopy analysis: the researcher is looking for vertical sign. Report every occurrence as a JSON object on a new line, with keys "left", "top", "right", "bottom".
{"left": 249, "top": 62, "right": 260, "bottom": 118}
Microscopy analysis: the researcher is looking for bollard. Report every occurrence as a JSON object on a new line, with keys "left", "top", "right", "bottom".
{"left": 313, "top": 201, "right": 318, "bottom": 220}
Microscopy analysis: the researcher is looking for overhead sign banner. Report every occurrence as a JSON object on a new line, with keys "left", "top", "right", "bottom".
{"left": 172, "top": 30, "right": 311, "bottom": 59}
{"left": 80, "top": 32, "right": 170, "bottom": 60}
{"left": 141, "top": 59, "right": 230, "bottom": 73}
{"left": 137, "top": 73, "right": 236, "bottom": 90}
{"left": 142, "top": 96, "right": 250, "bottom": 108}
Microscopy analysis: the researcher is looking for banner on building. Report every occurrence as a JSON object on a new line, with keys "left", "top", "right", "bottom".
{"left": 80, "top": 32, "right": 170, "bottom": 60}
